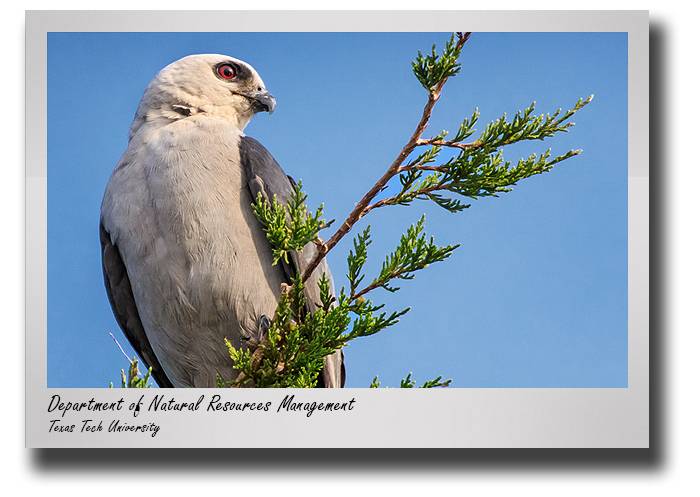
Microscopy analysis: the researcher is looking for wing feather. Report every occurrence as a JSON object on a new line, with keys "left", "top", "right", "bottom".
{"left": 100, "top": 222, "right": 173, "bottom": 388}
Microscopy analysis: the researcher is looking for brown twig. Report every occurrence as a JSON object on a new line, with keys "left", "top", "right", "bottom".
{"left": 363, "top": 181, "right": 451, "bottom": 215}
{"left": 415, "top": 138, "right": 483, "bottom": 151}
{"left": 301, "top": 32, "right": 472, "bottom": 282}
{"left": 397, "top": 164, "right": 448, "bottom": 173}
{"left": 351, "top": 269, "right": 407, "bottom": 301}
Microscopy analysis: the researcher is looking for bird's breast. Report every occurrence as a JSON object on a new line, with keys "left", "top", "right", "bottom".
{"left": 143, "top": 123, "right": 283, "bottom": 316}
{"left": 107, "top": 121, "right": 285, "bottom": 385}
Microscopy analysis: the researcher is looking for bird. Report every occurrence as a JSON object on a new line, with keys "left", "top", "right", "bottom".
{"left": 100, "top": 54, "right": 344, "bottom": 388}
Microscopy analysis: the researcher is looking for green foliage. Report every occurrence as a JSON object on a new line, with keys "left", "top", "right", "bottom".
{"left": 225, "top": 203, "right": 464, "bottom": 387}
{"left": 453, "top": 108, "right": 480, "bottom": 142}
{"left": 221, "top": 273, "right": 348, "bottom": 388}
{"left": 477, "top": 97, "right": 593, "bottom": 149}
{"left": 347, "top": 226, "right": 371, "bottom": 296}
{"left": 354, "top": 217, "right": 459, "bottom": 297}
{"left": 370, "top": 373, "right": 452, "bottom": 388}
{"left": 384, "top": 97, "right": 592, "bottom": 214}
{"left": 252, "top": 180, "right": 330, "bottom": 265}
{"left": 414, "top": 375, "right": 452, "bottom": 388}
{"left": 412, "top": 33, "right": 467, "bottom": 91}
{"left": 109, "top": 358, "right": 152, "bottom": 388}
{"left": 226, "top": 205, "right": 461, "bottom": 387}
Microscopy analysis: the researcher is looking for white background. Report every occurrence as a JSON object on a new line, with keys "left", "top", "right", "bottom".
{"left": 4, "top": 0, "right": 697, "bottom": 495}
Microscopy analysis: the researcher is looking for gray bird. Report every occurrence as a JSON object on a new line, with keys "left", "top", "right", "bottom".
{"left": 100, "top": 54, "right": 344, "bottom": 388}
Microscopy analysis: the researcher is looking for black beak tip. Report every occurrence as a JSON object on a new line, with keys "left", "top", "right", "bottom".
{"left": 252, "top": 100, "right": 271, "bottom": 113}
{"left": 252, "top": 92, "right": 276, "bottom": 114}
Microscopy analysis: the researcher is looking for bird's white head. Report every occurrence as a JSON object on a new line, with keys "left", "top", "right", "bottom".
{"left": 130, "top": 54, "right": 275, "bottom": 138}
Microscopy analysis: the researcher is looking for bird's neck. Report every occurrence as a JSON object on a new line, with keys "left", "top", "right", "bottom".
{"left": 130, "top": 107, "right": 250, "bottom": 142}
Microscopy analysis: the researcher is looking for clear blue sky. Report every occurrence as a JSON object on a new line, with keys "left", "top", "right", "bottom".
{"left": 47, "top": 32, "right": 628, "bottom": 388}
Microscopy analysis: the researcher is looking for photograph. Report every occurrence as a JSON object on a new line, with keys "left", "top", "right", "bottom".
{"left": 47, "top": 30, "right": 628, "bottom": 389}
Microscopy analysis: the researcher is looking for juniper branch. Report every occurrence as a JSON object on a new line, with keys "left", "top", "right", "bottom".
{"left": 252, "top": 180, "right": 331, "bottom": 265}
{"left": 302, "top": 33, "right": 590, "bottom": 277}
{"left": 370, "top": 373, "right": 452, "bottom": 388}
{"left": 351, "top": 216, "right": 459, "bottom": 300}
{"left": 223, "top": 32, "right": 591, "bottom": 388}
{"left": 301, "top": 32, "right": 473, "bottom": 282}
{"left": 108, "top": 357, "right": 152, "bottom": 388}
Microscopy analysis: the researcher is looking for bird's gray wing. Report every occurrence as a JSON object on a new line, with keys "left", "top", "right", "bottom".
{"left": 100, "top": 222, "right": 174, "bottom": 388}
{"left": 240, "top": 136, "right": 345, "bottom": 388}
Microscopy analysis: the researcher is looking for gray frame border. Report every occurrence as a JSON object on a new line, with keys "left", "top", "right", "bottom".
{"left": 26, "top": 10, "right": 649, "bottom": 448}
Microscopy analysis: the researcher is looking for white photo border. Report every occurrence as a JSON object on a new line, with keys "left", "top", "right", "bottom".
{"left": 26, "top": 10, "right": 649, "bottom": 448}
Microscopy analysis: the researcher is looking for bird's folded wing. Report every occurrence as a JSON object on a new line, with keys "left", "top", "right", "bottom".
{"left": 100, "top": 222, "right": 173, "bottom": 388}
{"left": 240, "top": 136, "right": 345, "bottom": 388}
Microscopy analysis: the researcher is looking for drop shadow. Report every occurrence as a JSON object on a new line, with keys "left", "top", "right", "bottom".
{"left": 647, "top": 17, "right": 668, "bottom": 472}
{"left": 30, "top": 22, "right": 666, "bottom": 474}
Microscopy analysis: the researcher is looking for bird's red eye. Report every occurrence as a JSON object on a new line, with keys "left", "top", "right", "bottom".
{"left": 217, "top": 64, "right": 236, "bottom": 80}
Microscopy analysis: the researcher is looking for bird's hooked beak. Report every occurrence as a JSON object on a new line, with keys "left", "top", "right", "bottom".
{"left": 251, "top": 90, "right": 276, "bottom": 114}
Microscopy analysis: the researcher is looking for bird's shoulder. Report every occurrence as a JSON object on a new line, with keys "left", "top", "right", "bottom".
{"left": 239, "top": 135, "right": 296, "bottom": 203}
